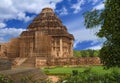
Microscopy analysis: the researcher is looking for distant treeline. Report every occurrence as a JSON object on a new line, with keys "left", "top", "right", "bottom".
{"left": 73, "top": 49, "right": 100, "bottom": 57}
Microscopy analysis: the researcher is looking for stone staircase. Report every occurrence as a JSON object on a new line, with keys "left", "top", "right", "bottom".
{"left": 13, "top": 58, "right": 27, "bottom": 66}
{"left": 13, "top": 57, "right": 36, "bottom": 67}
{"left": 20, "top": 57, "right": 36, "bottom": 67}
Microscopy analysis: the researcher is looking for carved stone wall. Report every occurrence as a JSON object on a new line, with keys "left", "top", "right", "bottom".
{"left": 36, "top": 57, "right": 47, "bottom": 67}
{"left": 7, "top": 38, "right": 20, "bottom": 58}
{"left": 36, "top": 57, "right": 101, "bottom": 67}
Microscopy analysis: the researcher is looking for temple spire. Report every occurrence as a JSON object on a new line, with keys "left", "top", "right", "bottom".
{"left": 27, "top": 7, "right": 66, "bottom": 32}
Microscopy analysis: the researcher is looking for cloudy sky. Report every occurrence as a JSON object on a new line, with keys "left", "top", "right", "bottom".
{"left": 0, "top": 0, "right": 105, "bottom": 50}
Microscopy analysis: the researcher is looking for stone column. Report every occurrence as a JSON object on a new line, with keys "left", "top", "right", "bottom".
{"left": 30, "top": 42, "right": 33, "bottom": 57}
{"left": 70, "top": 40, "right": 73, "bottom": 57}
{"left": 60, "top": 38, "right": 63, "bottom": 57}
{"left": 54, "top": 39, "right": 57, "bottom": 57}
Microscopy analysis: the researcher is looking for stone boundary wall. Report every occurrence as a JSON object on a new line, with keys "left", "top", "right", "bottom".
{"left": 36, "top": 57, "right": 101, "bottom": 67}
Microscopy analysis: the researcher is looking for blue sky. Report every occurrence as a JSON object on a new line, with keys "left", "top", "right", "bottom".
{"left": 0, "top": 0, "right": 105, "bottom": 50}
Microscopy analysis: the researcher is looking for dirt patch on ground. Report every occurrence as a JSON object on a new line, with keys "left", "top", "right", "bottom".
{"left": 48, "top": 75, "right": 60, "bottom": 83}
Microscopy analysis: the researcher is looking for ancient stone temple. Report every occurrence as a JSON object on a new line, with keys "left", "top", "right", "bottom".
{"left": 0, "top": 8, "right": 75, "bottom": 67}
{"left": 0, "top": 8, "right": 101, "bottom": 67}
{"left": 9, "top": 8, "right": 74, "bottom": 58}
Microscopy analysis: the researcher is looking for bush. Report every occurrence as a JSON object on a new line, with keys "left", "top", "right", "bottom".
{"left": 72, "top": 70, "right": 78, "bottom": 76}
{"left": 0, "top": 74, "right": 13, "bottom": 83}
{"left": 57, "top": 68, "right": 120, "bottom": 83}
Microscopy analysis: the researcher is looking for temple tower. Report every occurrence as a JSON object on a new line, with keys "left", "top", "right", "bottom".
{"left": 2, "top": 8, "right": 74, "bottom": 59}
{"left": 26, "top": 7, "right": 74, "bottom": 58}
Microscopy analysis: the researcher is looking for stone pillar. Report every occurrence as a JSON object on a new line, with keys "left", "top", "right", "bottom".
{"left": 70, "top": 40, "right": 73, "bottom": 57}
{"left": 54, "top": 39, "right": 57, "bottom": 57}
{"left": 30, "top": 42, "right": 33, "bottom": 57}
{"left": 60, "top": 38, "right": 63, "bottom": 57}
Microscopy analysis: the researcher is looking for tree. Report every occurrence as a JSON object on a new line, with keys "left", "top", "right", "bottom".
{"left": 87, "top": 49, "right": 94, "bottom": 57}
{"left": 80, "top": 50, "right": 89, "bottom": 57}
{"left": 94, "top": 50, "right": 99, "bottom": 57}
{"left": 84, "top": 0, "right": 120, "bottom": 68}
{"left": 73, "top": 50, "right": 81, "bottom": 57}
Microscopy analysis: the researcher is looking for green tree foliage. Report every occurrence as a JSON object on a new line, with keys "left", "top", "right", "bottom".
{"left": 87, "top": 49, "right": 94, "bottom": 57}
{"left": 84, "top": 0, "right": 120, "bottom": 68}
{"left": 94, "top": 50, "right": 100, "bottom": 57}
{"left": 80, "top": 50, "right": 88, "bottom": 57}
{"left": 73, "top": 50, "right": 99, "bottom": 57}
{"left": 73, "top": 50, "right": 81, "bottom": 57}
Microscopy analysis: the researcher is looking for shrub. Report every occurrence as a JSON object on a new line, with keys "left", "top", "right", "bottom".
{"left": 0, "top": 74, "right": 13, "bottom": 83}
{"left": 57, "top": 68, "right": 120, "bottom": 83}
{"left": 72, "top": 70, "right": 78, "bottom": 76}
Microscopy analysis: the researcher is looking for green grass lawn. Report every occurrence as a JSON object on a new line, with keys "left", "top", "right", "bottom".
{"left": 41, "top": 66, "right": 119, "bottom": 75}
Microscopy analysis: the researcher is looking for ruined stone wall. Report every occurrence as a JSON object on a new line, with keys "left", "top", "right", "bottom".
{"left": 6, "top": 38, "right": 20, "bottom": 58}
{"left": 36, "top": 57, "right": 101, "bottom": 67}
{"left": 19, "top": 36, "right": 34, "bottom": 57}
{"left": 0, "top": 43, "right": 7, "bottom": 57}
{"left": 36, "top": 57, "right": 47, "bottom": 67}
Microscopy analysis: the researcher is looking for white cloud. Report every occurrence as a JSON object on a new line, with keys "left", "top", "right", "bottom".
{"left": 71, "top": 0, "right": 104, "bottom": 14}
{"left": 64, "top": 17, "right": 102, "bottom": 48}
{"left": 71, "top": 0, "right": 85, "bottom": 14}
{"left": 93, "top": 3, "right": 104, "bottom": 10}
{"left": 0, "top": 0, "right": 63, "bottom": 42}
{"left": 17, "top": 12, "right": 35, "bottom": 22}
{"left": 73, "top": 29, "right": 98, "bottom": 42}
{"left": 0, "top": 27, "right": 25, "bottom": 42}
{"left": 85, "top": 44, "right": 102, "bottom": 50}
{"left": 0, "top": 28, "right": 25, "bottom": 37}
{"left": 65, "top": 17, "right": 99, "bottom": 42}
{"left": 58, "top": 7, "right": 68, "bottom": 16}
{"left": 72, "top": 28, "right": 100, "bottom": 48}
{"left": 0, "top": 0, "right": 63, "bottom": 22}
{"left": 0, "top": 22, "right": 6, "bottom": 28}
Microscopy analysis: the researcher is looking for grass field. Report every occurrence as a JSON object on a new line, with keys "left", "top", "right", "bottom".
{"left": 41, "top": 66, "right": 119, "bottom": 75}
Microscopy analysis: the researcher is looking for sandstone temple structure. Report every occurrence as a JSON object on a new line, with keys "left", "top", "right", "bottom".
{"left": 0, "top": 8, "right": 100, "bottom": 67}
{"left": 0, "top": 8, "right": 74, "bottom": 66}
{"left": 8, "top": 8, "right": 74, "bottom": 58}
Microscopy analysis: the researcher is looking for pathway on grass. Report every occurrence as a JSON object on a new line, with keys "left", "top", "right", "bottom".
{"left": 48, "top": 75, "right": 59, "bottom": 83}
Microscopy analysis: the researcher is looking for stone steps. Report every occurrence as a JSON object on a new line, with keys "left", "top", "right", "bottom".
{"left": 20, "top": 57, "right": 36, "bottom": 67}
{"left": 13, "top": 58, "right": 27, "bottom": 66}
